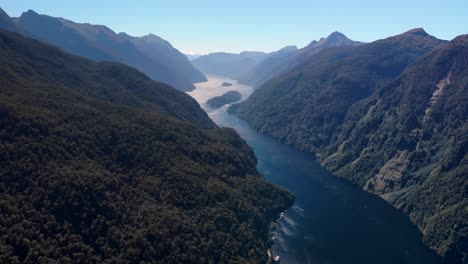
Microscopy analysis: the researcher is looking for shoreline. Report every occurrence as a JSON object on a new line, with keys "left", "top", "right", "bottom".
{"left": 266, "top": 210, "right": 286, "bottom": 263}
{"left": 191, "top": 76, "right": 291, "bottom": 264}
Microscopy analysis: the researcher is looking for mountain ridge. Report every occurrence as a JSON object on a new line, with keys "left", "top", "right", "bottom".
{"left": 0, "top": 8, "right": 205, "bottom": 91}
{"left": 238, "top": 31, "right": 363, "bottom": 88}
{"left": 0, "top": 7, "right": 18, "bottom": 32}
{"left": 119, "top": 32, "right": 207, "bottom": 84}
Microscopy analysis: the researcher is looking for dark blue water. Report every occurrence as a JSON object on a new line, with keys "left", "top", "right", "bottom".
{"left": 190, "top": 77, "right": 446, "bottom": 264}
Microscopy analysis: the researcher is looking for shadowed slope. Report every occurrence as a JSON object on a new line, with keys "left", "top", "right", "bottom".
{"left": 0, "top": 29, "right": 293, "bottom": 263}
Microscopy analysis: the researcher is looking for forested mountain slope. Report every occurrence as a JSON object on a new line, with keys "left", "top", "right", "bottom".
{"left": 0, "top": 28, "right": 215, "bottom": 129}
{"left": 230, "top": 29, "right": 444, "bottom": 152}
{"left": 0, "top": 29, "right": 293, "bottom": 263}
{"left": 230, "top": 30, "right": 467, "bottom": 263}
{"left": 322, "top": 36, "right": 468, "bottom": 263}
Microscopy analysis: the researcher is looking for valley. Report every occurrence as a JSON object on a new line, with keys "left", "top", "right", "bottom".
{"left": 0, "top": 3, "right": 466, "bottom": 263}
{"left": 188, "top": 76, "right": 447, "bottom": 264}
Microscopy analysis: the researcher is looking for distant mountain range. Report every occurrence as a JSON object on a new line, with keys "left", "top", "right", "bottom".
{"left": 230, "top": 29, "right": 468, "bottom": 263}
{"left": 192, "top": 51, "right": 269, "bottom": 80}
{"left": 119, "top": 32, "right": 207, "bottom": 86}
{"left": 193, "top": 32, "right": 363, "bottom": 89}
{"left": 0, "top": 8, "right": 206, "bottom": 91}
{"left": 236, "top": 45, "right": 298, "bottom": 88}
{"left": 238, "top": 31, "right": 363, "bottom": 88}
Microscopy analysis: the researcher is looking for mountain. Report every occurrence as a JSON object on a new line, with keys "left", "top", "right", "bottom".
{"left": 192, "top": 51, "right": 268, "bottom": 80}
{"left": 0, "top": 29, "right": 293, "bottom": 263}
{"left": 292, "top": 31, "right": 363, "bottom": 66}
{"left": 0, "top": 7, "right": 18, "bottom": 32}
{"left": 237, "top": 45, "right": 298, "bottom": 87}
{"left": 237, "top": 32, "right": 362, "bottom": 88}
{"left": 321, "top": 34, "right": 468, "bottom": 264}
{"left": 185, "top": 53, "right": 202, "bottom": 61}
{"left": 303, "top": 31, "right": 362, "bottom": 49}
{"left": 119, "top": 33, "right": 207, "bottom": 83}
{"left": 230, "top": 28, "right": 445, "bottom": 152}
{"left": 229, "top": 29, "right": 468, "bottom": 263}
{"left": 0, "top": 23, "right": 214, "bottom": 129}
{"left": 0, "top": 8, "right": 205, "bottom": 91}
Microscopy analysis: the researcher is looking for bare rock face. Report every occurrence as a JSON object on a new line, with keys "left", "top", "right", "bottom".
{"left": 364, "top": 151, "right": 409, "bottom": 198}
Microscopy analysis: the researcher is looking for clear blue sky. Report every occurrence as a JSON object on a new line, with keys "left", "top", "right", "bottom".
{"left": 1, "top": 0, "right": 467, "bottom": 54}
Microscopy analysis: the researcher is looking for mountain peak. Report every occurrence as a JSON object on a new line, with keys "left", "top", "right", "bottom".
{"left": 324, "top": 31, "right": 351, "bottom": 43}
{"left": 308, "top": 40, "right": 318, "bottom": 46}
{"left": 118, "top": 32, "right": 131, "bottom": 38}
{"left": 328, "top": 31, "right": 347, "bottom": 39}
{"left": 137, "top": 33, "right": 173, "bottom": 48}
{"left": 141, "top": 33, "right": 164, "bottom": 42}
{"left": 146, "top": 33, "right": 160, "bottom": 38}
{"left": 278, "top": 45, "right": 298, "bottom": 52}
{"left": 310, "top": 31, "right": 359, "bottom": 48}
{"left": 21, "top": 9, "right": 40, "bottom": 18}
{"left": 388, "top": 28, "right": 445, "bottom": 47}
{"left": 403, "top": 28, "right": 428, "bottom": 36}
{"left": 451, "top": 34, "right": 468, "bottom": 44}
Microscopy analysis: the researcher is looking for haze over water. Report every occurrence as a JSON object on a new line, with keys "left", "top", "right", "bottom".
{"left": 188, "top": 76, "right": 446, "bottom": 264}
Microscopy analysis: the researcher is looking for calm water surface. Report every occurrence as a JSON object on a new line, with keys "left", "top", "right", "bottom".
{"left": 188, "top": 76, "right": 445, "bottom": 264}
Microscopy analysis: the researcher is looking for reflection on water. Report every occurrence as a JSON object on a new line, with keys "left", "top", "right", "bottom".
{"left": 187, "top": 75, "right": 254, "bottom": 107}
{"left": 188, "top": 76, "right": 446, "bottom": 264}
